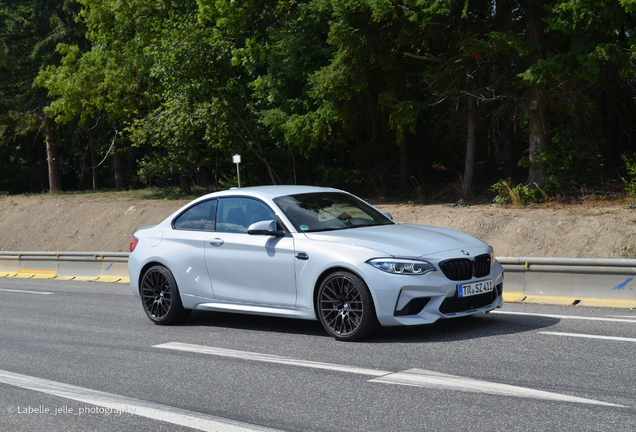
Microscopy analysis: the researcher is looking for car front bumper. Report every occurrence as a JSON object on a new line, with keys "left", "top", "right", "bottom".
{"left": 359, "top": 259, "right": 505, "bottom": 327}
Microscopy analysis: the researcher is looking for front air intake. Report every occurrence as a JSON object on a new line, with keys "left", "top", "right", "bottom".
{"left": 394, "top": 297, "right": 431, "bottom": 316}
{"left": 439, "top": 289, "right": 497, "bottom": 314}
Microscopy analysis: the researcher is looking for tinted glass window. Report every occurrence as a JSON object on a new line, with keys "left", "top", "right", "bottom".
{"left": 173, "top": 199, "right": 217, "bottom": 231}
{"left": 274, "top": 192, "right": 393, "bottom": 232}
{"left": 216, "top": 198, "right": 276, "bottom": 234}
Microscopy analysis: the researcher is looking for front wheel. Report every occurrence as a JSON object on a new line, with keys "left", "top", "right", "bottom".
{"left": 140, "top": 265, "right": 191, "bottom": 325}
{"left": 317, "top": 271, "right": 379, "bottom": 341}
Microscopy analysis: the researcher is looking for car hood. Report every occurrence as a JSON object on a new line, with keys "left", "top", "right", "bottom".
{"left": 302, "top": 223, "right": 487, "bottom": 258}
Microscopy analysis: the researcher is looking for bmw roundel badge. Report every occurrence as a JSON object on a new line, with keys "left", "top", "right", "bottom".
{"left": 461, "top": 250, "right": 470, "bottom": 256}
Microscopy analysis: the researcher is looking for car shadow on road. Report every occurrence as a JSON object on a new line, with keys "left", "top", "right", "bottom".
{"left": 178, "top": 310, "right": 560, "bottom": 343}
{"left": 374, "top": 312, "right": 560, "bottom": 343}
{"left": 180, "top": 310, "right": 327, "bottom": 337}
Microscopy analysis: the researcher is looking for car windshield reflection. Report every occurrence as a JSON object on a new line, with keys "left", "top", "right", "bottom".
{"left": 274, "top": 192, "right": 393, "bottom": 233}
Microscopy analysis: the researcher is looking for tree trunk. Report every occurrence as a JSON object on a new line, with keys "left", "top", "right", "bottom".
{"left": 395, "top": 64, "right": 410, "bottom": 191}
{"left": 527, "top": 86, "right": 550, "bottom": 186}
{"left": 399, "top": 128, "right": 409, "bottom": 191}
{"left": 45, "top": 118, "right": 62, "bottom": 193}
{"left": 180, "top": 172, "right": 190, "bottom": 192}
{"left": 463, "top": 97, "right": 477, "bottom": 195}
{"left": 604, "top": 73, "right": 619, "bottom": 170}
{"left": 113, "top": 151, "right": 126, "bottom": 191}
{"left": 496, "top": 0, "right": 513, "bottom": 31}
{"left": 264, "top": 161, "right": 278, "bottom": 185}
{"left": 89, "top": 135, "right": 98, "bottom": 190}
{"left": 495, "top": 106, "right": 520, "bottom": 178}
{"left": 525, "top": 0, "right": 550, "bottom": 187}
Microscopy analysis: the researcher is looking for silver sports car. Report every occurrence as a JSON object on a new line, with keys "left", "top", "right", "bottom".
{"left": 129, "top": 185, "right": 504, "bottom": 341}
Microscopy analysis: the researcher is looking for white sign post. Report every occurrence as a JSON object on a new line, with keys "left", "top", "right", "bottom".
{"left": 232, "top": 154, "right": 241, "bottom": 188}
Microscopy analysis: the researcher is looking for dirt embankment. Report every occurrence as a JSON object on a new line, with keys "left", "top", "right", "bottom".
{"left": 374, "top": 203, "right": 636, "bottom": 258}
{"left": 0, "top": 194, "right": 183, "bottom": 253}
{"left": 0, "top": 193, "right": 634, "bottom": 258}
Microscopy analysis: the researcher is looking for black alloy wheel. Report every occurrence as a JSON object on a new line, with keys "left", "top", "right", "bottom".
{"left": 140, "top": 265, "right": 190, "bottom": 325}
{"left": 317, "top": 271, "right": 379, "bottom": 341}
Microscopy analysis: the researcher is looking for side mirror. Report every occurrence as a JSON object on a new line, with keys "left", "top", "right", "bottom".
{"left": 247, "top": 220, "right": 285, "bottom": 237}
{"left": 380, "top": 210, "right": 393, "bottom": 220}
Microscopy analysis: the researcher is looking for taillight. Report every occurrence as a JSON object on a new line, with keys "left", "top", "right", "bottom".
{"left": 130, "top": 236, "right": 139, "bottom": 253}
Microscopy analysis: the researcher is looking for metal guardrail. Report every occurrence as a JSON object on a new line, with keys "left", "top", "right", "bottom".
{"left": 499, "top": 257, "right": 636, "bottom": 308}
{"left": 1, "top": 252, "right": 635, "bottom": 307}
{"left": 0, "top": 251, "right": 129, "bottom": 260}
{"left": 0, "top": 251, "right": 130, "bottom": 282}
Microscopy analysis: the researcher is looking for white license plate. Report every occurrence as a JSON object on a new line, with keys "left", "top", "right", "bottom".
{"left": 458, "top": 280, "right": 494, "bottom": 298}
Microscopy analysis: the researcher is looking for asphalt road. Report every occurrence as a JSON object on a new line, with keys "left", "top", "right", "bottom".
{"left": 0, "top": 277, "right": 635, "bottom": 431}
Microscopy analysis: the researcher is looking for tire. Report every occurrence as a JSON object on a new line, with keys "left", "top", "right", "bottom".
{"left": 140, "top": 265, "right": 191, "bottom": 325}
{"left": 317, "top": 271, "right": 379, "bottom": 341}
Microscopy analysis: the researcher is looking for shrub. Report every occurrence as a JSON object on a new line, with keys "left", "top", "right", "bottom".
{"left": 622, "top": 155, "right": 636, "bottom": 201}
{"left": 491, "top": 179, "right": 541, "bottom": 206}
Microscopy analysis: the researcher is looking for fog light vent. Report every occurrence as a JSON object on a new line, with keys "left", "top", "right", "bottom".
{"left": 395, "top": 297, "right": 431, "bottom": 316}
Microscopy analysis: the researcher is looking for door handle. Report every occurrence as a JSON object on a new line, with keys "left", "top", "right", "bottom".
{"left": 295, "top": 252, "right": 309, "bottom": 260}
{"left": 209, "top": 238, "right": 224, "bottom": 246}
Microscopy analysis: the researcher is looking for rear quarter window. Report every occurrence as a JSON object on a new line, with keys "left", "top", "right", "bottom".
{"left": 173, "top": 199, "right": 217, "bottom": 231}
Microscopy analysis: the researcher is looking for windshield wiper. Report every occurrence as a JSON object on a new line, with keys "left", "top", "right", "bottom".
{"left": 304, "top": 226, "right": 348, "bottom": 233}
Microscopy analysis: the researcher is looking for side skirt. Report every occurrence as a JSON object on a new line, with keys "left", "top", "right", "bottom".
{"left": 192, "top": 300, "right": 317, "bottom": 321}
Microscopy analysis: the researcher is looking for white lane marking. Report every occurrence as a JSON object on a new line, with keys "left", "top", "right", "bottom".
{"left": 491, "top": 310, "right": 636, "bottom": 323}
{"left": 0, "top": 369, "right": 281, "bottom": 432}
{"left": 154, "top": 342, "right": 391, "bottom": 376}
{"left": 0, "top": 288, "right": 53, "bottom": 295}
{"left": 609, "top": 316, "right": 636, "bottom": 319}
{"left": 540, "top": 331, "right": 636, "bottom": 343}
{"left": 369, "top": 369, "right": 624, "bottom": 407}
{"left": 155, "top": 342, "right": 623, "bottom": 407}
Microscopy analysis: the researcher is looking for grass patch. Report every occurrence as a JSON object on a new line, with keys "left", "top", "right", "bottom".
{"left": 491, "top": 179, "right": 546, "bottom": 207}
{"left": 622, "top": 245, "right": 636, "bottom": 259}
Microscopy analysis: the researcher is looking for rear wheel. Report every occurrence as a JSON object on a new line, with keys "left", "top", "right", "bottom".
{"left": 317, "top": 271, "right": 379, "bottom": 341}
{"left": 140, "top": 265, "right": 190, "bottom": 325}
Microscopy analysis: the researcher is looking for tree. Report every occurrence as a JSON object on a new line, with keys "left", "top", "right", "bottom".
{"left": 547, "top": 0, "right": 636, "bottom": 170}
{"left": 0, "top": 0, "right": 85, "bottom": 193}
{"left": 518, "top": 0, "right": 636, "bottom": 188}
{"left": 24, "top": 0, "right": 636, "bottom": 197}
{"left": 464, "top": 96, "right": 477, "bottom": 194}
{"left": 256, "top": 0, "right": 429, "bottom": 190}
{"left": 524, "top": 0, "right": 550, "bottom": 187}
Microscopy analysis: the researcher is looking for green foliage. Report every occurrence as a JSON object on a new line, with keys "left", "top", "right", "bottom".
{"left": 2, "top": 0, "right": 636, "bottom": 196}
{"left": 522, "top": 0, "right": 636, "bottom": 86}
{"left": 519, "top": 128, "right": 598, "bottom": 191}
{"left": 491, "top": 179, "right": 541, "bottom": 206}
{"left": 378, "top": 96, "right": 422, "bottom": 142}
{"left": 0, "top": 0, "right": 85, "bottom": 193}
{"left": 622, "top": 155, "right": 636, "bottom": 201}
{"left": 453, "top": 199, "right": 469, "bottom": 208}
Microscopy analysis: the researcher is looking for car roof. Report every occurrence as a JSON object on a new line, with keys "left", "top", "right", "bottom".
{"left": 201, "top": 185, "right": 342, "bottom": 200}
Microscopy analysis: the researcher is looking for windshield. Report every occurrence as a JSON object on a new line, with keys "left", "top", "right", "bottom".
{"left": 274, "top": 192, "right": 394, "bottom": 233}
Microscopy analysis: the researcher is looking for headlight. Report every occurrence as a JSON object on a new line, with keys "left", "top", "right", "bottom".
{"left": 489, "top": 246, "right": 495, "bottom": 264}
{"left": 367, "top": 258, "right": 435, "bottom": 275}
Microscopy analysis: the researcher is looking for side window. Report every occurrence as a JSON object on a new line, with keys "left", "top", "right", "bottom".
{"left": 173, "top": 199, "right": 217, "bottom": 231}
{"left": 216, "top": 198, "right": 276, "bottom": 234}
